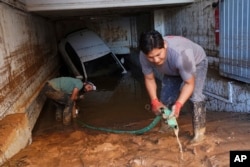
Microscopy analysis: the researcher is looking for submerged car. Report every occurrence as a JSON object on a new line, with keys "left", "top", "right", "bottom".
{"left": 58, "top": 29, "right": 127, "bottom": 81}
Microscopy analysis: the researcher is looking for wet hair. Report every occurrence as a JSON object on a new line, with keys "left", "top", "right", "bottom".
{"left": 139, "top": 30, "right": 165, "bottom": 54}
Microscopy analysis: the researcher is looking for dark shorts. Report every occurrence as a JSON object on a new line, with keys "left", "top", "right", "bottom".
{"left": 42, "top": 83, "right": 72, "bottom": 106}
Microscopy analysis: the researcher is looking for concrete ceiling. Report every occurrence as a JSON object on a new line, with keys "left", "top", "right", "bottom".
{"left": 24, "top": 0, "right": 194, "bottom": 20}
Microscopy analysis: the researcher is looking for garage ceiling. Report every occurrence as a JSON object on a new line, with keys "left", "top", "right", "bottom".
{"left": 24, "top": 0, "right": 194, "bottom": 20}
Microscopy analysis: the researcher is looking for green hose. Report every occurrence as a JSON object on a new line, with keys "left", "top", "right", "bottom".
{"left": 77, "top": 115, "right": 162, "bottom": 135}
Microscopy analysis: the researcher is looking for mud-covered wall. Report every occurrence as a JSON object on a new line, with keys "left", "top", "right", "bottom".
{"left": 0, "top": 3, "right": 58, "bottom": 121}
{"left": 0, "top": 2, "right": 59, "bottom": 164}
{"left": 160, "top": 0, "right": 219, "bottom": 68}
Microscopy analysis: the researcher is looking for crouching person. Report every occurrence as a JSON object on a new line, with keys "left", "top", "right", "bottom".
{"left": 42, "top": 77, "right": 96, "bottom": 125}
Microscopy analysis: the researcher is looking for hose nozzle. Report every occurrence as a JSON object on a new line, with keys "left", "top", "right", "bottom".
{"left": 160, "top": 107, "right": 178, "bottom": 129}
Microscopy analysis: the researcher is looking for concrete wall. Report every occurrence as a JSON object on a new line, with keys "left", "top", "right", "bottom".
{"left": 154, "top": 0, "right": 219, "bottom": 70}
{"left": 0, "top": 2, "right": 59, "bottom": 165}
{"left": 154, "top": 0, "right": 250, "bottom": 112}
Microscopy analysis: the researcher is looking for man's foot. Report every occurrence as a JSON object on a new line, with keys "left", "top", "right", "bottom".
{"left": 189, "top": 128, "right": 206, "bottom": 145}
{"left": 63, "top": 106, "right": 72, "bottom": 125}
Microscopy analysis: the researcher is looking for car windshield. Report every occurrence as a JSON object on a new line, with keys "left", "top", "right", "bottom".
{"left": 84, "top": 53, "right": 124, "bottom": 78}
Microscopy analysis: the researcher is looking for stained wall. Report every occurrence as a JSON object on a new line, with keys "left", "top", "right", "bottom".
{"left": 0, "top": 2, "right": 59, "bottom": 164}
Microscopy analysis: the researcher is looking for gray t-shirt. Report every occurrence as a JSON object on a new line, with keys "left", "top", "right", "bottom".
{"left": 139, "top": 36, "right": 206, "bottom": 81}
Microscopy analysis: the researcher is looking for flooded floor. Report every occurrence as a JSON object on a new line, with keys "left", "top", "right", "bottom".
{"left": 2, "top": 70, "right": 250, "bottom": 167}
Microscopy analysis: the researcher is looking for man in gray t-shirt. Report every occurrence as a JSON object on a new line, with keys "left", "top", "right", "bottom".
{"left": 139, "top": 30, "right": 208, "bottom": 143}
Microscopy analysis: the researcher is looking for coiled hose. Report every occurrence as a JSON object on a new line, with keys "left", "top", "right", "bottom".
{"left": 77, "top": 115, "right": 162, "bottom": 135}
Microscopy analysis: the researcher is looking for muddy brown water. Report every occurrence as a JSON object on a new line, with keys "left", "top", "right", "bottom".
{"left": 2, "top": 71, "right": 250, "bottom": 167}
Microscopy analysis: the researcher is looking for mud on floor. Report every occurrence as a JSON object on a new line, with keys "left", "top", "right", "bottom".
{"left": 2, "top": 72, "right": 250, "bottom": 167}
{"left": 2, "top": 111, "right": 250, "bottom": 167}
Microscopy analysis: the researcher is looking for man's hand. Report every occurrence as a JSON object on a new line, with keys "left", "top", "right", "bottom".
{"left": 151, "top": 99, "right": 165, "bottom": 115}
{"left": 171, "top": 101, "right": 183, "bottom": 118}
{"left": 78, "top": 95, "right": 84, "bottom": 100}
